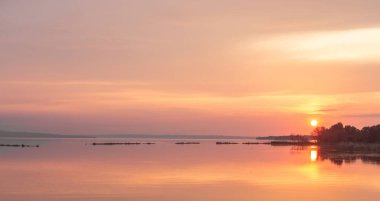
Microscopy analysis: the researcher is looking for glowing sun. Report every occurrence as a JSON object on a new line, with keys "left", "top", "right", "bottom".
{"left": 310, "top": 120, "right": 318, "bottom": 127}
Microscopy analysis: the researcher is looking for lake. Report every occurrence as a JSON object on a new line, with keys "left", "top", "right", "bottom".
{"left": 1, "top": 138, "right": 380, "bottom": 201}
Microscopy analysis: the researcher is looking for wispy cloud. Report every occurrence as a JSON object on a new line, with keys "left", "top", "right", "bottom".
{"left": 317, "top": 108, "right": 338, "bottom": 113}
{"left": 0, "top": 80, "right": 148, "bottom": 87}
{"left": 344, "top": 113, "right": 380, "bottom": 118}
{"left": 253, "top": 27, "right": 380, "bottom": 62}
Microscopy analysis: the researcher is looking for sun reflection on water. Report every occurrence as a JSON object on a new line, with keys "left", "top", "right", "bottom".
{"left": 310, "top": 146, "right": 318, "bottom": 162}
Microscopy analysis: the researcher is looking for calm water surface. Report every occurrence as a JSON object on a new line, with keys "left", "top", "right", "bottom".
{"left": 1, "top": 138, "right": 380, "bottom": 201}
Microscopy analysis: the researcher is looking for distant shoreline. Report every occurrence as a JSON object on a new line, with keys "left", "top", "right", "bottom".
{"left": 0, "top": 130, "right": 256, "bottom": 139}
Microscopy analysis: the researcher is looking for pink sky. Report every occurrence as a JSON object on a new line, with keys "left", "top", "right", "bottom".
{"left": 1, "top": 0, "right": 380, "bottom": 135}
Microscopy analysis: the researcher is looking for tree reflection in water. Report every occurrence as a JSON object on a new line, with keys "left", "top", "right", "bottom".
{"left": 307, "top": 145, "right": 380, "bottom": 166}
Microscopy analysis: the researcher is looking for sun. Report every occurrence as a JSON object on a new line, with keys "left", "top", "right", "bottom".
{"left": 310, "top": 120, "right": 318, "bottom": 127}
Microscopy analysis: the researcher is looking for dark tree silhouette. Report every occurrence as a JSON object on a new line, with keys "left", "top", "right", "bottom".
{"left": 313, "top": 123, "right": 380, "bottom": 143}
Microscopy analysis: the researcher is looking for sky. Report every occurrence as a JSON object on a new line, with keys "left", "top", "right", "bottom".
{"left": 1, "top": 0, "right": 380, "bottom": 135}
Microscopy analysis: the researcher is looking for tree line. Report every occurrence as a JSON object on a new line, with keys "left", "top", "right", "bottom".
{"left": 313, "top": 123, "right": 380, "bottom": 143}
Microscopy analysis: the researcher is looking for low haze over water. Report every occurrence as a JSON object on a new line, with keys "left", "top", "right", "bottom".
{"left": 1, "top": 138, "right": 379, "bottom": 201}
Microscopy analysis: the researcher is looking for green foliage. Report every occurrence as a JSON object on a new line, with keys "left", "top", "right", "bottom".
{"left": 313, "top": 123, "right": 380, "bottom": 143}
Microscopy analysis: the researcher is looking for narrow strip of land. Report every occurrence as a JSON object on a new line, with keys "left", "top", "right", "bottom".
{"left": 0, "top": 144, "right": 39, "bottom": 148}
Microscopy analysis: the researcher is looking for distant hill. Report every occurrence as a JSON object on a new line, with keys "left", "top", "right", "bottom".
{"left": 0, "top": 130, "right": 93, "bottom": 138}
